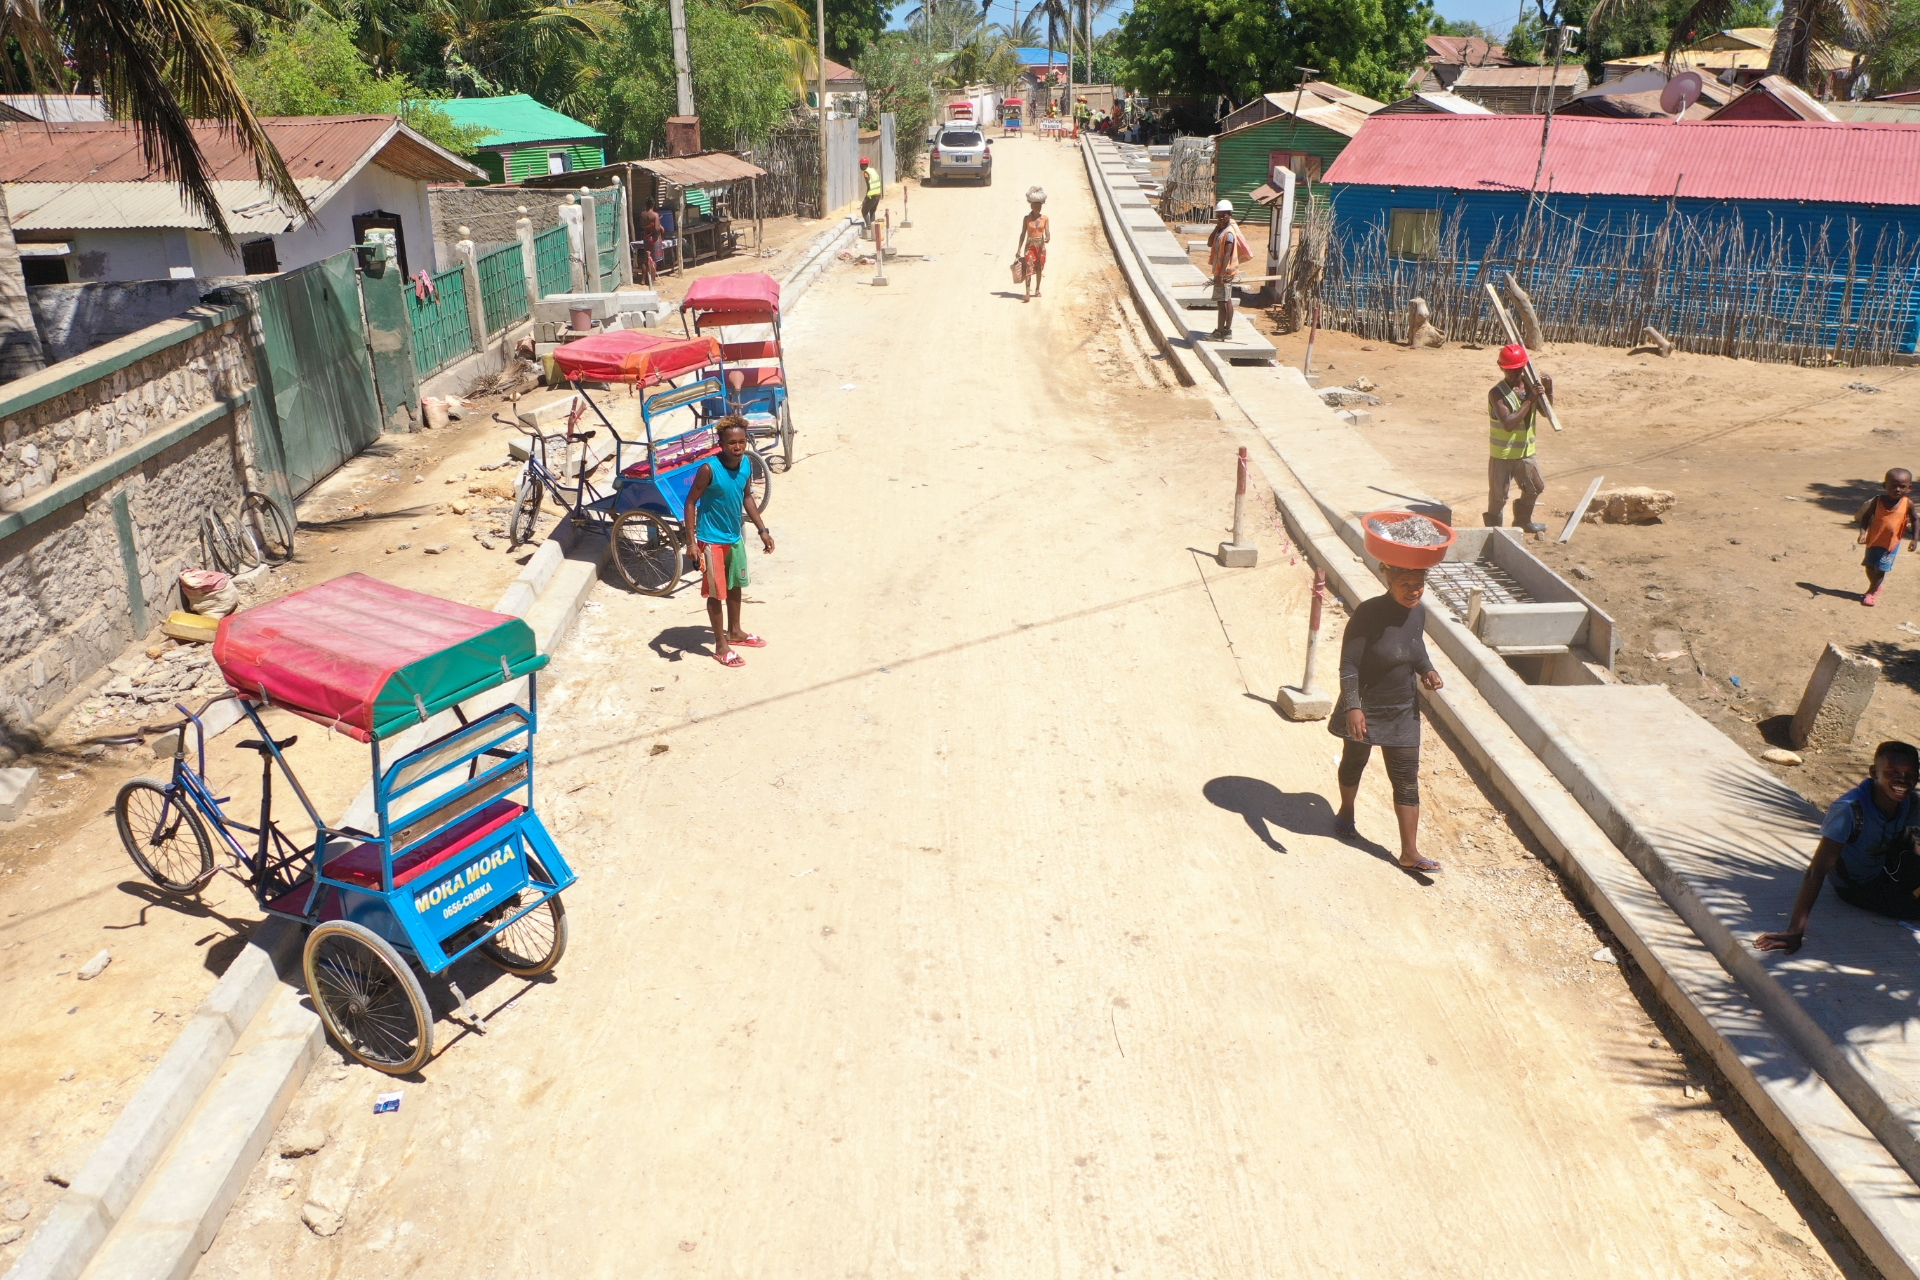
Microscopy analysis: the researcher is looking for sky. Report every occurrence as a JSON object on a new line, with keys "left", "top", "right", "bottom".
{"left": 884, "top": 0, "right": 1526, "bottom": 42}
{"left": 887, "top": 0, "right": 1137, "bottom": 37}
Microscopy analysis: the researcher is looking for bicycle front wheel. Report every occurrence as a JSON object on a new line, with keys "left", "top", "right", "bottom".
{"left": 200, "top": 510, "right": 242, "bottom": 574}
{"left": 508, "top": 472, "right": 543, "bottom": 548}
{"left": 116, "top": 778, "right": 214, "bottom": 892}
{"left": 479, "top": 857, "right": 568, "bottom": 977}
{"left": 748, "top": 448, "right": 772, "bottom": 516}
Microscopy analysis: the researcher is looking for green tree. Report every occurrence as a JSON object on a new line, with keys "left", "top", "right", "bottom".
{"left": 1114, "top": 0, "right": 1433, "bottom": 103}
{"left": 576, "top": 0, "right": 793, "bottom": 157}
{"left": 234, "top": 10, "right": 488, "bottom": 154}
{"left": 853, "top": 33, "right": 940, "bottom": 143}
{"left": 1429, "top": 14, "right": 1496, "bottom": 36}
{"left": 1865, "top": 0, "right": 1920, "bottom": 89}
{"left": 826, "top": 0, "right": 893, "bottom": 61}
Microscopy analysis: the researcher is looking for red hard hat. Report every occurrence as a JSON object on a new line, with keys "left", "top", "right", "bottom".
{"left": 1497, "top": 343, "right": 1530, "bottom": 370}
{"left": 860, "top": 156, "right": 870, "bottom": 164}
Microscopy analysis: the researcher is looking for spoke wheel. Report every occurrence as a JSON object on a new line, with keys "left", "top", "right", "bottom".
{"left": 777, "top": 401, "right": 795, "bottom": 472}
{"left": 747, "top": 448, "right": 772, "bottom": 515}
{"left": 200, "top": 510, "right": 242, "bottom": 574}
{"left": 611, "top": 509, "right": 684, "bottom": 596}
{"left": 238, "top": 491, "right": 295, "bottom": 565}
{"left": 304, "top": 922, "right": 433, "bottom": 1075}
{"left": 115, "top": 778, "right": 213, "bottom": 892}
{"left": 508, "top": 472, "right": 542, "bottom": 548}
{"left": 479, "top": 856, "right": 569, "bottom": 977}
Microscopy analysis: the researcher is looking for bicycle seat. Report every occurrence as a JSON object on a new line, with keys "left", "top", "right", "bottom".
{"left": 570, "top": 429, "right": 597, "bottom": 441}
{"left": 236, "top": 735, "right": 297, "bottom": 755}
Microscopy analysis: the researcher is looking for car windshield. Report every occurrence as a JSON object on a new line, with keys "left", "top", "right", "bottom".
{"left": 941, "top": 132, "right": 984, "bottom": 148}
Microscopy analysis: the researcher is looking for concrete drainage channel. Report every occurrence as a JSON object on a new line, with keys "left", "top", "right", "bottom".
{"left": 7, "top": 214, "right": 860, "bottom": 1280}
{"left": 1085, "top": 134, "right": 1920, "bottom": 1277}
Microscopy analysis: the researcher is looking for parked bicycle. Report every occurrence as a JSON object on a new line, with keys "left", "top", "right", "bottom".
{"left": 200, "top": 490, "right": 295, "bottom": 576}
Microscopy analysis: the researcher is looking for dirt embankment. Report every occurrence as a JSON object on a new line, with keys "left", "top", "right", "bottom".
{"left": 1258, "top": 317, "right": 1920, "bottom": 804}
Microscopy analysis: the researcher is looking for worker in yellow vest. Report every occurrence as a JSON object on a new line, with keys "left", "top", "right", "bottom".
{"left": 1486, "top": 343, "right": 1552, "bottom": 532}
{"left": 860, "top": 157, "right": 881, "bottom": 228}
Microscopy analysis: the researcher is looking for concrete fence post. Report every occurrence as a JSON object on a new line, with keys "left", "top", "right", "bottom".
{"left": 580, "top": 188, "right": 603, "bottom": 294}
{"left": 455, "top": 227, "right": 487, "bottom": 348}
{"left": 611, "top": 177, "right": 633, "bottom": 287}
{"left": 515, "top": 207, "right": 539, "bottom": 311}
{"left": 1790, "top": 642, "right": 1881, "bottom": 749}
{"left": 559, "top": 197, "right": 585, "bottom": 293}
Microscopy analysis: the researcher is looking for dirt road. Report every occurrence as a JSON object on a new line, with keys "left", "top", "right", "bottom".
{"left": 174, "top": 143, "right": 1860, "bottom": 1278}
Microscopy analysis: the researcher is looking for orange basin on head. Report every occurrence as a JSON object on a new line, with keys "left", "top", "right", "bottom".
{"left": 1362, "top": 510, "right": 1456, "bottom": 570}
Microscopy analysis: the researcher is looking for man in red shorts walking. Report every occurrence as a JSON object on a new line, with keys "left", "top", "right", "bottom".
{"left": 683, "top": 417, "right": 775, "bottom": 666}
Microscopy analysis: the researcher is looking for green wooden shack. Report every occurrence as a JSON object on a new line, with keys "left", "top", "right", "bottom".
{"left": 435, "top": 95, "right": 607, "bottom": 184}
{"left": 1213, "top": 83, "right": 1383, "bottom": 222}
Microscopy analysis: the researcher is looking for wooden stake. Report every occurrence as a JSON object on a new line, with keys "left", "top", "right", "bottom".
{"left": 1558, "top": 475, "right": 1604, "bottom": 543}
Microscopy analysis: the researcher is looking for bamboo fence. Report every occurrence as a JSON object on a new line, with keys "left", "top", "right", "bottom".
{"left": 1158, "top": 136, "right": 1215, "bottom": 223}
{"left": 1284, "top": 197, "right": 1920, "bottom": 366}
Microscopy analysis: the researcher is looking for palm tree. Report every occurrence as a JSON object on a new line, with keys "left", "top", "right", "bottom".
{"left": 0, "top": 0, "right": 312, "bottom": 380}
{"left": 1586, "top": 0, "right": 1887, "bottom": 90}
{"left": 728, "top": 0, "right": 818, "bottom": 96}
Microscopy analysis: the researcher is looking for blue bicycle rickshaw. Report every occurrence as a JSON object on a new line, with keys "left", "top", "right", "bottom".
{"left": 547, "top": 329, "right": 765, "bottom": 596}
{"left": 678, "top": 272, "right": 795, "bottom": 472}
{"left": 114, "top": 573, "right": 576, "bottom": 1074}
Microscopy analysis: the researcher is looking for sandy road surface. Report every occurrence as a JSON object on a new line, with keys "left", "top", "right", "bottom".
{"left": 186, "top": 143, "right": 1860, "bottom": 1278}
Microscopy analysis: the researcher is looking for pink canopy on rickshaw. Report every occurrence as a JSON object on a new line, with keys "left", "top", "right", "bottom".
{"left": 679, "top": 272, "right": 781, "bottom": 315}
{"left": 213, "top": 574, "right": 545, "bottom": 743}
{"left": 550, "top": 331, "right": 719, "bottom": 386}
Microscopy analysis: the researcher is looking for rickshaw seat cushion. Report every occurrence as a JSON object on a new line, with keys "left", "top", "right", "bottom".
{"left": 622, "top": 446, "right": 721, "bottom": 479}
{"left": 726, "top": 367, "right": 784, "bottom": 389}
{"left": 720, "top": 341, "right": 781, "bottom": 362}
{"left": 324, "top": 799, "right": 526, "bottom": 890}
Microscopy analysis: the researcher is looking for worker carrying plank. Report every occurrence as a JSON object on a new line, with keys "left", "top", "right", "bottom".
{"left": 1486, "top": 343, "right": 1553, "bottom": 532}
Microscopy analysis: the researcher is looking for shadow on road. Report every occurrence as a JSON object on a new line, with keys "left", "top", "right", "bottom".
{"left": 649, "top": 625, "right": 714, "bottom": 662}
{"left": 1202, "top": 775, "right": 1336, "bottom": 854}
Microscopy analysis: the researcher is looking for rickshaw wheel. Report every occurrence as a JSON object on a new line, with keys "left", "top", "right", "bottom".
{"left": 611, "top": 509, "right": 684, "bottom": 595}
{"left": 777, "top": 402, "right": 795, "bottom": 472}
{"left": 748, "top": 448, "right": 772, "bottom": 515}
{"left": 304, "top": 922, "right": 434, "bottom": 1076}
{"left": 479, "top": 857, "right": 569, "bottom": 977}
{"left": 116, "top": 778, "right": 214, "bottom": 892}
{"left": 508, "top": 473, "right": 542, "bottom": 548}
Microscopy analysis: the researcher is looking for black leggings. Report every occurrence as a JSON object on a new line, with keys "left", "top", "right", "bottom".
{"left": 1338, "top": 740, "right": 1421, "bottom": 807}
{"left": 1834, "top": 877, "right": 1920, "bottom": 920}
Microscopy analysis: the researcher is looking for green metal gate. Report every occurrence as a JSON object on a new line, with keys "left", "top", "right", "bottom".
{"left": 252, "top": 250, "right": 382, "bottom": 496}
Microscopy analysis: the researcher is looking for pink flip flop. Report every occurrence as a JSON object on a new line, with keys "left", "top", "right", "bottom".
{"left": 715, "top": 650, "right": 745, "bottom": 668}
{"left": 729, "top": 634, "right": 768, "bottom": 648}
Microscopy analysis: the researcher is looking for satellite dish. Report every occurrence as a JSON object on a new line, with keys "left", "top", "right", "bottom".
{"left": 1661, "top": 71, "right": 1704, "bottom": 117}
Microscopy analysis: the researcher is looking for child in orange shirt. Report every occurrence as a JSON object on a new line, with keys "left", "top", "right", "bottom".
{"left": 1856, "top": 467, "right": 1918, "bottom": 606}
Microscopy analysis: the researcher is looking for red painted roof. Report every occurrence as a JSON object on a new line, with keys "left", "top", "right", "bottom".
{"left": 1323, "top": 114, "right": 1920, "bottom": 206}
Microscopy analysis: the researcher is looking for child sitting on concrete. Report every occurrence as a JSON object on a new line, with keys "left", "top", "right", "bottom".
{"left": 1856, "top": 468, "right": 1917, "bottom": 607}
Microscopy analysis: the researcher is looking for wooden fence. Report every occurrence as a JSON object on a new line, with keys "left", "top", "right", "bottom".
{"left": 1288, "top": 199, "right": 1920, "bottom": 366}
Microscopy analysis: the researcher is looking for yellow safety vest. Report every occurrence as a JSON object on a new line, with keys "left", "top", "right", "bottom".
{"left": 865, "top": 167, "right": 882, "bottom": 197}
{"left": 1488, "top": 382, "right": 1536, "bottom": 460}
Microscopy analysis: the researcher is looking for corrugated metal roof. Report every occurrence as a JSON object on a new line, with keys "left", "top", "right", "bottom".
{"left": 4, "top": 178, "right": 334, "bottom": 232}
{"left": 1425, "top": 35, "right": 1509, "bottom": 64}
{"left": 1219, "top": 85, "right": 1384, "bottom": 141}
{"left": 0, "top": 95, "right": 110, "bottom": 123}
{"left": 1830, "top": 101, "right": 1920, "bottom": 122}
{"left": 1377, "top": 91, "right": 1495, "bottom": 116}
{"left": 433, "top": 95, "right": 604, "bottom": 147}
{"left": 1325, "top": 114, "right": 1920, "bottom": 206}
{"left": 635, "top": 152, "right": 768, "bottom": 186}
{"left": 1452, "top": 64, "right": 1586, "bottom": 88}
{"left": 0, "top": 115, "right": 483, "bottom": 232}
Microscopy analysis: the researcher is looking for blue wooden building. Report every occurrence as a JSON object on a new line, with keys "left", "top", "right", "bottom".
{"left": 1319, "top": 114, "right": 1920, "bottom": 359}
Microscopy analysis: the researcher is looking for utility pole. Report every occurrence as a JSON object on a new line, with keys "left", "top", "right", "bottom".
{"left": 816, "top": 0, "right": 829, "bottom": 219}
{"left": 667, "top": 0, "right": 700, "bottom": 153}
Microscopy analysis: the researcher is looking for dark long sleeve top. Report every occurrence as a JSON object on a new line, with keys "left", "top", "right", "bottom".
{"left": 1329, "top": 594, "right": 1434, "bottom": 748}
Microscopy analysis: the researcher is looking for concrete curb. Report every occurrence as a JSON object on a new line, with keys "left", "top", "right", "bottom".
{"left": 5, "top": 527, "right": 612, "bottom": 1280}
{"left": 1080, "top": 139, "right": 1920, "bottom": 1277}
{"left": 781, "top": 217, "right": 860, "bottom": 313}
{"left": 1080, "top": 136, "right": 1197, "bottom": 387}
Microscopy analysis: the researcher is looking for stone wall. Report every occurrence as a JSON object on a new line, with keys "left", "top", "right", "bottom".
{"left": 428, "top": 185, "right": 577, "bottom": 268}
{"left": 0, "top": 311, "right": 262, "bottom": 754}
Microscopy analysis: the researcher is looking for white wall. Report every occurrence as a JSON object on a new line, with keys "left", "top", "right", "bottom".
{"left": 66, "top": 164, "right": 442, "bottom": 285}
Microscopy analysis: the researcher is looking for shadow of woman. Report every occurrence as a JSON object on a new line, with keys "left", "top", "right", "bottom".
{"left": 1201, "top": 776, "right": 1339, "bottom": 854}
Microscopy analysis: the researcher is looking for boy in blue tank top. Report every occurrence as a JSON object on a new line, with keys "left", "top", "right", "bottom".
{"left": 684, "top": 416, "right": 775, "bottom": 667}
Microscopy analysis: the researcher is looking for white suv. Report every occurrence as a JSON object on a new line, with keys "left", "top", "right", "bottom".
{"left": 929, "top": 128, "right": 992, "bottom": 186}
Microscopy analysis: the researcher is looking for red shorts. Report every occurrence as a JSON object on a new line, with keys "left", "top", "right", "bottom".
{"left": 696, "top": 540, "right": 748, "bottom": 598}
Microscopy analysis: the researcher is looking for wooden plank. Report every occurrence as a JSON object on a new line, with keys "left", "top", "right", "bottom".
{"left": 1558, "top": 474, "right": 1605, "bottom": 543}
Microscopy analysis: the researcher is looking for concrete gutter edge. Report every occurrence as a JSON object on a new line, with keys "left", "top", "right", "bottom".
{"left": 1239, "top": 415, "right": 1920, "bottom": 1280}
{"left": 781, "top": 216, "right": 861, "bottom": 312}
{"left": 1079, "top": 137, "right": 1197, "bottom": 387}
{"left": 3, "top": 526, "right": 613, "bottom": 1280}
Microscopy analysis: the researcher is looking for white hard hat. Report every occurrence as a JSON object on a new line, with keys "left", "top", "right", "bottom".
{"left": 1215, "top": 199, "right": 1234, "bottom": 213}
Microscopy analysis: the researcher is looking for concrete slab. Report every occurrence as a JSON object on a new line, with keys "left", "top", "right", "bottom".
{"left": 0, "top": 766, "right": 39, "bottom": 820}
{"left": 1532, "top": 681, "right": 1920, "bottom": 1183}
